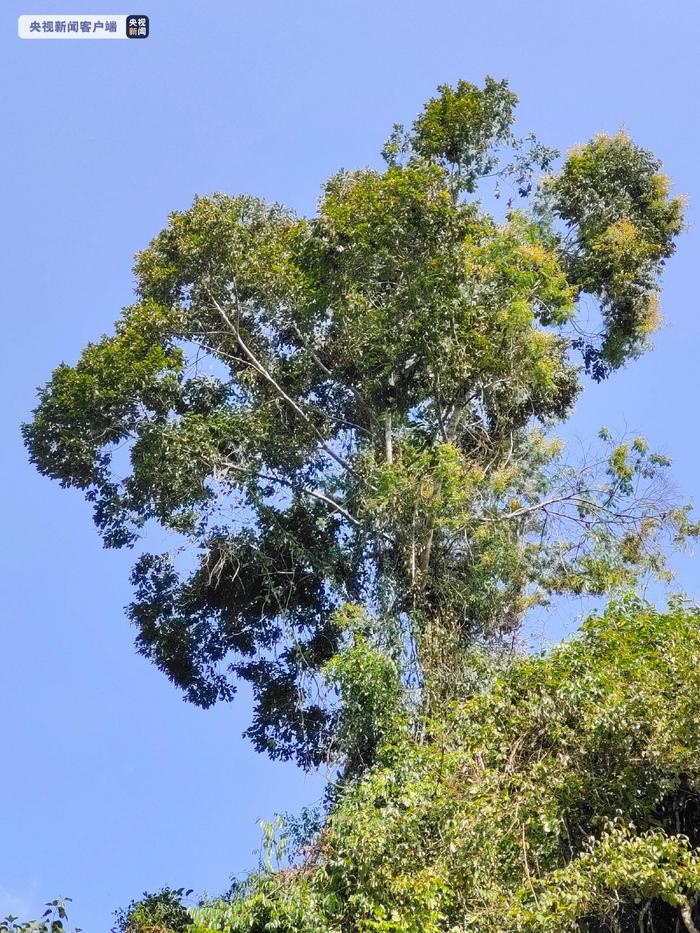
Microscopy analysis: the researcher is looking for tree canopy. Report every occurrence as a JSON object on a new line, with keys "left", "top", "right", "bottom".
{"left": 24, "top": 77, "right": 691, "bottom": 769}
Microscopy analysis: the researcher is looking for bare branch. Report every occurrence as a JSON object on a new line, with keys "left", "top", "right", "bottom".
{"left": 216, "top": 459, "right": 395, "bottom": 545}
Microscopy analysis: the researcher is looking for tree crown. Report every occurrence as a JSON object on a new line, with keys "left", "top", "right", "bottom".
{"left": 24, "top": 77, "right": 691, "bottom": 768}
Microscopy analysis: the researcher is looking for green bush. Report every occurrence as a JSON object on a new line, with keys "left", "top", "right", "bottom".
{"left": 189, "top": 600, "right": 700, "bottom": 932}
{"left": 112, "top": 888, "right": 192, "bottom": 933}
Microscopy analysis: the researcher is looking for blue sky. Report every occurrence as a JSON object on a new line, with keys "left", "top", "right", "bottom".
{"left": 2, "top": 0, "right": 699, "bottom": 928}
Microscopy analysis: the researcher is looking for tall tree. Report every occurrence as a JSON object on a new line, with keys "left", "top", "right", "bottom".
{"left": 24, "top": 78, "right": 692, "bottom": 768}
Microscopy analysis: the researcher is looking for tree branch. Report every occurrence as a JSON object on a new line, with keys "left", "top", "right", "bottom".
{"left": 207, "top": 290, "right": 362, "bottom": 479}
{"left": 217, "top": 460, "right": 395, "bottom": 544}
{"left": 681, "top": 902, "right": 699, "bottom": 933}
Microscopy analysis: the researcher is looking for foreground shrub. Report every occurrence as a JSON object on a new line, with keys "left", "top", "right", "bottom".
{"left": 189, "top": 601, "right": 700, "bottom": 932}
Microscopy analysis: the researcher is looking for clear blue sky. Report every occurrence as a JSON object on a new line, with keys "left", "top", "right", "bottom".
{"left": 2, "top": 1, "right": 699, "bottom": 928}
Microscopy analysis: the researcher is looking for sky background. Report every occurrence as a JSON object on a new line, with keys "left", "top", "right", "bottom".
{"left": 1, "top": 1, "right": 699, "bottom": 928}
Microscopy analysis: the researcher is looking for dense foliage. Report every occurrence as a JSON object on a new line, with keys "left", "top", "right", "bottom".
{"left": 23, "top": 77, "right": 690, "bottom": 770}
{"left": 112, "top": 888, "right": 193, "bottom": 933}
{"left": 184, "top": 601, "right": 700, "bottom": 932}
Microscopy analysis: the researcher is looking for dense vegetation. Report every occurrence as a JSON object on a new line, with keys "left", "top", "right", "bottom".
{"left": 18, "top": 78, "right": 700, "bottom": 931}
{"left": 183, "top": 601, "right": 700, "bottom": 932}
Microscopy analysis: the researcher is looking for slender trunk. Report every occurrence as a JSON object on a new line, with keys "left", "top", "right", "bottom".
{"left": 384, "top": 412, "right": 393, "bottom": 465}
{"left": 419, "top": 526, "right": 434, "bottom": 576}
{"left": 682, "top": 903, "right": 699, "bottom": 933}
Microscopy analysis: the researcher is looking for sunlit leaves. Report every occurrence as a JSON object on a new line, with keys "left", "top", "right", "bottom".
{"left": 547, "top": 131, "right": 685, "bottom": 377}
{"left": 411, "top": 76, "right": 517, "bottom": 190}
{"left": 187, "top": 604, "right": 700, "bottom": 933}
